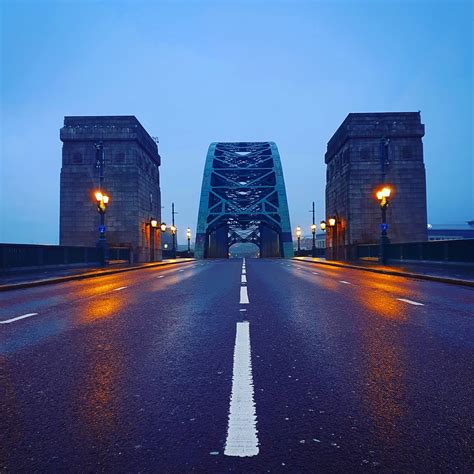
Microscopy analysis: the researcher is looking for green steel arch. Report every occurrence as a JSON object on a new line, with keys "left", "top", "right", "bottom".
{"left": 195, "top": 142, "right": 293, "bottom": 258}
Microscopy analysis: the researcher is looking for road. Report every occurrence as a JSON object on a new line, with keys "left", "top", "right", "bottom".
{"left": 1, "top": 259, "right": 473, "bottom": 472}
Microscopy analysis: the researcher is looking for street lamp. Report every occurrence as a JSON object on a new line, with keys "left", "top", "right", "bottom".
{"left": 160, "top": 222, "right": 167, "bottom": 232}
{"left": 376, "top": 186, "right": 391, "bottom": 265}
{"left": 95, "top": 191, "right": 110, "bottom": 266}
{"left": 320, "top": 220, "right": 327, "bottom": 231}
{"left": 149, "top": 219, "right": 159, "bottom": 261}
{"left": 328, "top": 216, "right": 337, "bottom": 260}
{"left": 295, "top": 226, "right": 302, "bottom": 256}
{"left": 170, "top": 224, "right": 177, "bottom": 258}
{"left": 310, "top": 223, "right": 317, "bottom": 257}
{"left": 186, "top": 227, "right": 191, "bottom": 254}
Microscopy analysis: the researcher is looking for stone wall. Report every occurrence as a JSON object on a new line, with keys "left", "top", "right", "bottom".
{"left": 325, "top": 112, "right": 427, "bottom": 259}
{"left": 59, "top": 116, "right": 162, "bottom": 263}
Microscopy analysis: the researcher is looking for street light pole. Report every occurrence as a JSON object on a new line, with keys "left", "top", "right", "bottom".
{"left": 186, "top": 228, "right": 191, "bottom": 254}
{"left": 171, "top": 202, "right": 177, "bottom": 259}
{"left": 376, "top": 187, "right": 391, "bottom": 265}
{"left": 295, "top": 226, "right": 302, "bottom": 256}
{"left": 94, "top": 142, "right": 109, "bottom": 266}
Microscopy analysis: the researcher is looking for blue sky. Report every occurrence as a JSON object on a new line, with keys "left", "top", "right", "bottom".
{"left": 1, "top": 0, "right": 472, "bottom": 244}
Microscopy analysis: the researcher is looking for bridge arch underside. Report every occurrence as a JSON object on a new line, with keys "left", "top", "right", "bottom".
{"left": 195, "top": 142, "right": 293, "bottom": 259}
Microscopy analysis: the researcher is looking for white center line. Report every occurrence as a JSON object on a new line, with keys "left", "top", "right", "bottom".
{"left": 242, "top": 269, "right": 246, "bottom": 275}
{"left": 224, "top": 321, "right": 259, "bottom": 457}
{"left": 239, "top": 309, "right": 247, "bottom": 312}
{"left": 0, "top": 313, "right": 39, "bottom": 324}
{"left": 157, "top": 275, "right": 165, "bottom": 278}
{"left": 241, "top": 274, "right": 247, "bottom": 283}
{"left": 240, "top": 286, "right": 249, "bottom": 304}
{"left": 397, "top": 298, "right": 424, "bottom": 306}
{"left": 312, "top": 272, "right": 319, "bottom": 275}
{"left": 339, "top": 280, "right": 351, "bottom": 285}
{"left": 179, "top": 269, "right": 184, "bottom": 272}
{"left": 113, "top": 286, "right": 128, "bottom": 291}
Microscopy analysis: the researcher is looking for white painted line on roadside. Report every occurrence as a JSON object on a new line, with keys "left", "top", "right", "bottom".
{"left": 241, "top": 274, "right": 247, "bottom": 283}
{"left": 242, "top": 269, "right": 246, "bottom": 275}
{"left": 397, "top": 298, "right": 424, "bottom": 306}
{"left": 0, "top": 313, "right": 39, "bottom": 324}
{"left": 240, "top": 286, "right": 249, "bottom": 304}
{"left": 113, "top": 286, "right": 128, "bottom": 291}
{"left": 179, "top": 269, "right": 184, "bottom": 272}
{"left": 224, "top": 321, "right": 259, "bottom": 457}
{"left": 239, "top": 309, "right": 247, "bottom": 312}
{"left": 339, "top": 280, "right": 351, "bottom": 285}
{"left": 157, "top": 275, "right": 165, "bottom": 278}
{"left": 312, "top": 272, "right": 319, "bottom": 275}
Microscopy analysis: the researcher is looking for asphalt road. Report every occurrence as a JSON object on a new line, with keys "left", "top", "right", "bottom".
{"left": 1, "top": 259, "right": 473, "bottom": 472}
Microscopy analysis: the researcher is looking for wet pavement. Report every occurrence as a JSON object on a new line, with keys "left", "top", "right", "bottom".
{"left": 1, "top": 259, "right": 473, "bottom": 472}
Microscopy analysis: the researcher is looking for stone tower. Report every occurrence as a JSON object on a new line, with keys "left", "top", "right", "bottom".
{"left": 59, "top": 116, "right": 162, "bottom": 263}
{"left": 325, "top": 112, "right": 427, "bottom": 259}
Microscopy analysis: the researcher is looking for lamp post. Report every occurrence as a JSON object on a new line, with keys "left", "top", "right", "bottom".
{"left": 328, "top": 216, "right": 337, "bottom": 260}
{"left": 170, "top": 225, "right": 177, "bottom": 258}
{"left": 186, "top": 227, "right": 191, "bottom": 254}
{"left": 310, "top": 201, "right": 317, "bottom": 257}
{"left": 150, "top": 219, "right": 158, "bottom": 261}
{"left": 295, "top": 226, "right": 302, "bottom": 256}
{"left": 95, "top": 191, "right": 110, "bottom": 266}
{"left": 376, "top": 186, "right": 391, "bottom": 265}
{"left": 94, "top": 141, "right": 109, "bottom": 266}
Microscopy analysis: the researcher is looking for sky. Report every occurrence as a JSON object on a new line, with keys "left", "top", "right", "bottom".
{"left": 1, "top": 0, "right": 472, "bottom": 245}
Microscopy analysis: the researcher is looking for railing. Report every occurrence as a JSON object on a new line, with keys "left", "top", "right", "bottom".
{"left": 0, "top": 243, "right": 131, "bottom": 270}
{"left": 357, "top": 239, "right": 474, "bottom": 262}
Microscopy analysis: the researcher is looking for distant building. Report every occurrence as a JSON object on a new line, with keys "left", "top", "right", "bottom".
{"left": 59, "top": 116, "right": 162, "bottom": 263}
{"left": 325, "top": 112, "right": 428, "bottom": 259}
{"left": 427, "top": 223, "right": 474, "bottom": 241}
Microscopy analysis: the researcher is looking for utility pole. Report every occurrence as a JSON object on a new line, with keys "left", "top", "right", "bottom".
{"left": 309, "top": 201, "right": 316, "bottom": 257}
{"left": 171, "top": 202, "right": 178, "bottom": 258}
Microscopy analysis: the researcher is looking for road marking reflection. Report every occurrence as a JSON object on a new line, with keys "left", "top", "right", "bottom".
{"left": 397, "top": 298, "right": 424, "bottom": 306}
{"left": 0, "top": 313, "right": 39, "bottom": 324}
{"left": 241, "top": 275, "right": 247, "bottom": 283}
{"left": 113, "top": 286, "right": 128, "bottom": 291}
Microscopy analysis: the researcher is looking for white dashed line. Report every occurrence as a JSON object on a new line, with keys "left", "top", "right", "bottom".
{"left": 339, "top": 280, "right": 351, "bottom": 285}
{"left": 224, "top": 321, "right": 259, "bottom": 457}
{"left": 242, "top": 269, "right": 246, "bottom": 275}
{"left": 241, "top": 274, "right": 247, "bottom": 283}
{"left": 312, "top": 272, "right": 319, "bottom": 275}
{"left": 179, "top": 269, "right": 184, "bottom": 272}
{"left": 397, "top": 298, "right": 424, "bottom": 306}
{"left": 239, "top": 309, "right": 247, "bottom": 312}
{"left": 113, "top": 286, "right": 128, "bottom": 291}
{"left": 0, "top": 313, "right": 39, "bottom": 324}
{"left": 240, "top": 286, "right": 249, "bottom": 304}
{"left": 157, "top": 275, "right": 165, "bottom": 278}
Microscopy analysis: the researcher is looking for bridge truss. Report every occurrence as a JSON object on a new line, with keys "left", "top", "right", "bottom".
{"left": 195, "top": 142, "right": 293, "bottom": 258}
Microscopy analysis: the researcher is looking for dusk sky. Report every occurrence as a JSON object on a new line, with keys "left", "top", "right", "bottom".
{"left": 1, "top": 0, "right": 472, "bottom": 245}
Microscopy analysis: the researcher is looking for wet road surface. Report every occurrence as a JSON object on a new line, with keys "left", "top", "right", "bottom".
{"left": 1, "top": 259, "right": 473, "bottom": 472}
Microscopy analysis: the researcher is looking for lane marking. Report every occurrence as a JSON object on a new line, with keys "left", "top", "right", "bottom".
{"left": 242, "top": 269, "right": 246, "bottom": 275}
{"left": 224, "top": 321, "right": 259, "bottom": 457}
{"left": 113, "top": 286, "right": 128, "bottom": 291}
{"left": 239, "top": 309, "right": 247, "bottom": 312}
{"left": 179, "top": 269, "right": 184, "bottom": 272}
{"left": 241, "top": 274, "right": 247, "bottom": 283}
{"left": 312, "top": 272, "right": 319, "bottom": 275}
{"left": 240, "top": 286, "right": 249, "bottom": 304}
{"left": 157, "top": 275, "right": 165, "bottom": 278}
{"left": 397, "top": 298, "right": 424, "bottom": 306}
{"left": 0, "top": 313, "right": 39, "bottom": 324}
{"left": 339, "top": 280, "right": 351, "bottom": 285}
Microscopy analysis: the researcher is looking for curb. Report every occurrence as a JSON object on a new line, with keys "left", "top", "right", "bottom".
{"left": 293, "top": 258, "right": 474, "bottom": 288}
{"left": 0, "top": 259, "right": 195, "bottom": 292}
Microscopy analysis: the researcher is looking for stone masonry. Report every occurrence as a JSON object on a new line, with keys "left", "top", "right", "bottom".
{"left": 325, "top": 112, "right": 427, "bottom": 259}
{"left": 60, "top": 116, "right": 162, "bottom": 263}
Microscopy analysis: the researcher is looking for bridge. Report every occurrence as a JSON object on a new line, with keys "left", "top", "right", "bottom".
{"left": 195, "top": 142, "right": 293, "bottom": 259}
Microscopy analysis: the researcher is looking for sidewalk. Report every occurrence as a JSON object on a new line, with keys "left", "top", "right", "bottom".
{"left": 0, "top": 258, "right": 195, "bottom": 291}
{"left": 293, "top": 257, "right": 474, "bottom": 287}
